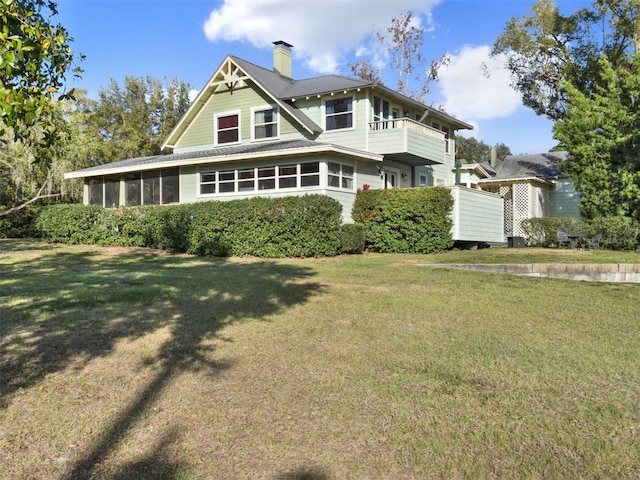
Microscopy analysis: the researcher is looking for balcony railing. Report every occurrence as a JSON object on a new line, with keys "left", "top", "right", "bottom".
{"left": 368, "top": 118, "right": 452, "bottom": 164}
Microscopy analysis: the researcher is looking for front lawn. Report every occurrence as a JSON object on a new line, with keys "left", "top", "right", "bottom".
{"left": 1, "top": 240, "right": 639, "bottom": 479}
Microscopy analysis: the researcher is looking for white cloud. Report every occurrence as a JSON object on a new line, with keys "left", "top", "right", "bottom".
{"left": 437, "top": 45, "right": 521, "bottom": 120}
{"left": 203, "top": 0, "right": 442, "bottom": 74}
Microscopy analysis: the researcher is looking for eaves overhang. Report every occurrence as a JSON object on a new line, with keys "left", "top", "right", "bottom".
{"left": 478, "top": 176, "right": 555, "bottom": 187}
{"left": 64, "top": 143, "right": 383, "bottom": 180}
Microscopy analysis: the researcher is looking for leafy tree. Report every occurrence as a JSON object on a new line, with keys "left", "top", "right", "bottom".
{"left": 455, "top": 136, "right": 512, "bottom": 164}
{"left": 348, "top": 11, "right": 449, "bottom": 102}
{"left": 0, "top": 0, "right": 82, "bottom": 143}
{"left": 554, "top": 53, "right": 640, "bottom": 219}
{"left": 0, "top": 0, "right": 82, "bottom": 217}
{"left": 84, "top": 76, "right": 191, "bottom": 165}
{"left": 493, "top": 0, "right": 640, "bottom": 121}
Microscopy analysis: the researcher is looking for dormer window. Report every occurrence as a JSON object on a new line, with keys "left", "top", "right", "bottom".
{"left": 215, "top": 111, "right": 240, "bottom": 145}
{"left": 252, "top": 107, "right": 279, "bottom": 140}
{"left": 325, "top": 97, "right": 353, "bottom": 131}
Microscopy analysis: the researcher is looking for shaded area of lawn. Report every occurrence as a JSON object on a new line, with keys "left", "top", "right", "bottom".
{"left": 1, "top": 240, "right": 322, "bottom": 479}
{"left": 1, "top": 240, "right": 639, "bottom": 479}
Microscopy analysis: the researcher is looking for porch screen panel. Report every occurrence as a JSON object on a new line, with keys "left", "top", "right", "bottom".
{"left": 161, "top": 168, "right": 180, "bottom": 204}
{"left": 88, "top": 179, "right": 103, "bottom": 206}
{"left": 143, "top": 171, "right": 160, "bottom": 205}
{"left": 104, "top": 176, "right": 120, "bottom": 208}
{"left": 125, "top": 173, "right": 142, "bottom": 206}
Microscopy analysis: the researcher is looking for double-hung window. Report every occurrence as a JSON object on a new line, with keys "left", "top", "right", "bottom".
{"left": 215, "top": 112, "right": 240, "bottom": 145}
{"left": 327, "top": 162, "right": 354, "bottom": 190}
{"left": 325, "top": 97, "right": 353, "bottom": 131}
{"left": 253, "top": 107, "right": 278, "bottom": 140}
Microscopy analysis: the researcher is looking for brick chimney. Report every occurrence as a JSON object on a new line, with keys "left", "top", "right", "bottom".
{"left": 273, "top": 41, "right": 293, "bottom": 78}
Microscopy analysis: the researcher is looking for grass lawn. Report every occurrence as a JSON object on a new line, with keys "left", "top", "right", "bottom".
{"left": 1, "top": 239, "right": 639, "bottom": 479}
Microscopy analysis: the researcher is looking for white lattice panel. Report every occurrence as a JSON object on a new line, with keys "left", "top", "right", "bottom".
{"left": 512, "top": 183, "right": 529, "bottom": 237}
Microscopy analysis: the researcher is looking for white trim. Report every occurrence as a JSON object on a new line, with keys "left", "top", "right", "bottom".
{"left": 64, "top": 144, "right": 383, "bottom": 179}
{"left": 326, "top": 160, "right": 355, "bottom": 192}
{"left": 251, "top": 105, "right": 280, "bottom": 142}
{"left": 384, "top": 166, "right": 400, "bottom": 189}
{"left": 214, "top": 109, "right": 241, "bottom": 146}
{"left": 196, "top": 161, "right": 322, "bottom": 198}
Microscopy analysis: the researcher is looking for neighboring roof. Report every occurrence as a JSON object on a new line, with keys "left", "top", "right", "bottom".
{"left": 455, "top": 162, "right": 492, "bottom": 179}
{"left": 479, "top": 151, "right": 569, "bottom": 184}
{"left": 478, "top": 162, "right": 498, "bottom": 177}
{"left": 64, "top": 139, "right": 383, "bottom": 179}
{"left": 162, "top": 53, "right": 473, "bottom": 150}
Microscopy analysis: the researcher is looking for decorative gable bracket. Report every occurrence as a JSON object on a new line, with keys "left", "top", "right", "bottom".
{"left": 208, "top": 58, "right": 249, "bottom": 93}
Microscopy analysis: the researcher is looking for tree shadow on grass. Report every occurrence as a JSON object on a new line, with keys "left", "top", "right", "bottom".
{"left": 0, "top": 241, "right": 323, "bottom": 477}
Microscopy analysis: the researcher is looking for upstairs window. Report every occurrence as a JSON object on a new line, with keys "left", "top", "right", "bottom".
{"left": 325, "top": 97, "right": 353, "bottom": 130}
{"left": 215, "top": 112, "right": 240, "bottom": 145}
{"left": 253, "top": 107, "right": 278, "bottom": 140}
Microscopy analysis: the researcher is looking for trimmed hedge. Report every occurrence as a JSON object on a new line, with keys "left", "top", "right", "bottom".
{"left": 352, "top": 187, "right": 454, "bottom": 253}
{"left": 521, "top": 216, "right": 640, "bottom": 250}
{"left": 0, "top": 205, "right": 41, "bottom": 238}
{"left": 35, "top": 195, "right": 343, "bottom": 257}
{"left": 340, "top": 223, "right": 365, "bottom": 254}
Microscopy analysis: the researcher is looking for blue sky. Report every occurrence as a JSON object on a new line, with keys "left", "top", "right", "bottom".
{"left": 56, "top": 0, "right": 591, "bottom": 155}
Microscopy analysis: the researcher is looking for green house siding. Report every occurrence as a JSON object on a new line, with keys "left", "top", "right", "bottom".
{"left": 549, "top": 178, "right": 581, "bottom": 218}
{"left": 173, "top": 154, "right": 379, "bottom": 222}
{"left": 450, "top": 186, "right": 504, "bottom": 243}
{"left": 300, "top": 90, "right": 369, "bottom": 151}
{"left": 174, "top": 85, "right": 304, "bottom": 153}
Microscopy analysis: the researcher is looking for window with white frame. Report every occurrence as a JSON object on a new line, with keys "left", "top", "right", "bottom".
{"left": 327, "top": 162, "right": 354, "bottom": 190}
{"left": 199, "top": 162, "right": 320, "bottom": 195}
{"left": 215, "top": 112, "right": 240, "bottom": 145}
{"left": 325, "top": 97, "right": 353, "bottom": 130}
{"left": 253, "top": 107, "right": 278, "bottom": 140}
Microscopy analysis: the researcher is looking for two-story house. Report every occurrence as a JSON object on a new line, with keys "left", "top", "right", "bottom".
{"left": 64, "top": 41, "right": 483, "bottom": 223}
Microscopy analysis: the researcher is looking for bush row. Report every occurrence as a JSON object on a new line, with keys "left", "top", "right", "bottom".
{"left": 521, "top": 216, "right": 640, "bottom": 250}
{"left": 352, "top": 187, "right": 454, "bottom": 254}
{"left": 35, "top": 195, "right": 344, "bottom": 257}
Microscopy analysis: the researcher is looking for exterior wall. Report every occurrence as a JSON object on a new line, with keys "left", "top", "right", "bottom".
{"left": 177, "top": 154, "right": 380, "bottom": 222}
{"left": 449, "top": 186, "right": 504, "bottom": 243}
{"left": 314, "top": 90, "right": 369, "bottom": 151}
{"left": 529, "top": 184, "right": 550, "bottom": 218}
{"left": 416, "top": 163, "right": 454, "bottom": 187}
{"left": 549, "top": 178, "right": 581, "bottom": 218}
{"left": 173, "top": 84, "right": 305, "bottom": 153}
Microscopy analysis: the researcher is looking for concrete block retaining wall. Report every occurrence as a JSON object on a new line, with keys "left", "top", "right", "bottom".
{"left": 419, "top": 263, "right": 640, "bottom": 283}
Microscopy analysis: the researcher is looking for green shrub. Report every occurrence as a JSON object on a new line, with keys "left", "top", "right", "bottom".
{"left": 589, "top": 216, "right": 640, "bottom": 250}
{"left": 521, "top": 217, "right": 586, "bottom": 247}
{"left": 0, "top": 205, "right": 40, "bottom": 238}
{"left": 36, "top": 204, "right": 104, "bottom": 244}
{"left": 35, "top": 195, "right": 343, "bottom": 257}
{"left": 352, "top": 187, "right": 453, "bottom": 254}
{"left": 522, "top": 216, "right": 640, "bottom": 250}
{"left": 340, "top": 223, "right": 365, "bottom": 254}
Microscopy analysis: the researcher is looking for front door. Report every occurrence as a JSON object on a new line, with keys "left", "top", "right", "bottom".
{"left": 384, "top": 168, "right": 400, "bottom": 189}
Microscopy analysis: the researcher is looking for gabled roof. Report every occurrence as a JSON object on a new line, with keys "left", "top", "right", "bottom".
{"left": 479, "top": 151, "right": 569, "bottom": 185}
{"left": 455, "top": 162, "right": 492, "bottom": 179}
{"left": 64, "top": 139, "right": 382, "bottom": 179}
{"left": 162, "top": 53, "right": 473, "bottom": 151}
